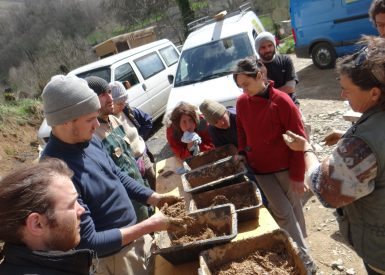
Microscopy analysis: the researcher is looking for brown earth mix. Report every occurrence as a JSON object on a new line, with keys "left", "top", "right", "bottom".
{"left": 211, "top": 194, "right": 254, "bottom": 209}
{"left": 213, "top": 243, "right": 297, "bottom": 275}
{"left": 161, "top": 200, "right": 220, "bottom": 245}
{"left": 187, "top": 159, "right": 242, "bottom": 188}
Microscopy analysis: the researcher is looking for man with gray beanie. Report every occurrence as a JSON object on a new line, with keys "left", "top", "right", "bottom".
{"left": 41, "top": 74, "right": 183, "bottom": 275}
{"left": 199, "top": 99, "right": 237, "bottom": 148}
{"left": 255, "top": 31, "right": 300, "bottom": 106}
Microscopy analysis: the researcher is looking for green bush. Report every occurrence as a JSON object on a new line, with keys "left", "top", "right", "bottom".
{"left": 278, "top": 36, "right": 295, "bottom": 54}
{"left": 0, "top": 99, "right": 42, "bottom": 127}
{"left": 259, "top": 15, "right": 275, "bottom": 32}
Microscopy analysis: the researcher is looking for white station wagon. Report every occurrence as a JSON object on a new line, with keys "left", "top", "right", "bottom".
{"left": 38, "top": 39, "right": 179, "bottom": 149}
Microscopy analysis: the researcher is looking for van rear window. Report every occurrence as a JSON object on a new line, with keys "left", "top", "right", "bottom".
{"left": 115, "top": 63, "right": 140, "bottom": 86}
{"left": 159, "top": 45, "right": 179, "bottom": 67}
{"left": 134, "top": 52, "right": 165, "bottom": 80}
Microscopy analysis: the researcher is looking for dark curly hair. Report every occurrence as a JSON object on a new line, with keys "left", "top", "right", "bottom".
{"left": 369, "top": 0, "right": 385, "bottom": 24}
{"left": 170, "top": 102, "right": 199, "bottom": 138}
{"left": 0, "top": 158, "right": 73, "bottom": 244}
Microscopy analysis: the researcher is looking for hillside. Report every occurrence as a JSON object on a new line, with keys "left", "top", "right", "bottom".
{"left": 0, "top": 100, "right": 42, "bottom": 177}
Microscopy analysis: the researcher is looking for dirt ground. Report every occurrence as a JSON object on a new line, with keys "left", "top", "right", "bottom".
{"left": 0, "top": 55, "right": 366, "bottom": 274}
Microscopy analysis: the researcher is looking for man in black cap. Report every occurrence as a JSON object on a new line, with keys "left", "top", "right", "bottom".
{"left": 86, "top": 76, "right": 151, "bottom": 223}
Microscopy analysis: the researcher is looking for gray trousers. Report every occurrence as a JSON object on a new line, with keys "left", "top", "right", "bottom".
{"left": 255, "top": 170, "right": 309, "bottom": 256}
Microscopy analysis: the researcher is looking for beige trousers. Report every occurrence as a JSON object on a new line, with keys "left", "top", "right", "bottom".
{"left": 93, "top": 234, "right": 154, "bottom": 275}
{"left": 255, "top": 170, "right": 309, "bottom": 256}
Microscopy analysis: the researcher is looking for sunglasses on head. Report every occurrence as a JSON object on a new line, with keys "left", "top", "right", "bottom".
{"left": 354, "top": 47, "right": 368, "bottom": 67}
{"left": 353, "top": 47, "right": 385, "bottom": 85}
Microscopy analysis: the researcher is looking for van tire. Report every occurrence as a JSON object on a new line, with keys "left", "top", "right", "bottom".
{"left": 311, "top": 42, "right": 336, "bottom": 69}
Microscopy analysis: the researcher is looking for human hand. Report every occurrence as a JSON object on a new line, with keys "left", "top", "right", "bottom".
{"left": 147, "top": 192, "right": 183, "bottom": 208}
{"left": 233, "top": 154, "right": 246, "bottom": 165}
{"left": 186, "top": 141, "right": 195, "bottom": 150}
{"left": 323, "top": 130, "right": 344, "bottom": 146}
{"left": 148, "top": 211, "right": 170, "bottom": 232}
{"left": 291, "top": 180, "right": 305, "bottom": 196}
{"left": 147, "top": 211, "right": 186, "bottom": 233}
{"left": 282, "top": 131, "right": 308, "bottom": 152}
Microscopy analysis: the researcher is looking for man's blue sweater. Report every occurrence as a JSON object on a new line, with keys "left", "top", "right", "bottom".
{"left": 42, "top": 134, "right": 154, "bottom": 257}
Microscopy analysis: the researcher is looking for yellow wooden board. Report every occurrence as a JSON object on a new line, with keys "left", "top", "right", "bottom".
{"left": 154, "top": 157, "right": 279, "bottom": 275}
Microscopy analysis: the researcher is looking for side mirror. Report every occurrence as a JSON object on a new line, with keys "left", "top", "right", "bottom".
{"left": 168, "top": 74, "right": 174, "bottom": 84}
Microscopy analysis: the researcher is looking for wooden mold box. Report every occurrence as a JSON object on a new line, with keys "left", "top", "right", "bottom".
{"left": 153, "top": 204, "right": 237, "bottom": 265}
{"left": 199, "top": 229, "right": 308, "bottom": 275}
{"left": 188, "top": 178, "right": 262, "bottom": 223}
{"left": 183, "top": 144, "right": 238, "bottom": 171}
{"left": 182, "top": 156, "right": 247, "bottom": 194}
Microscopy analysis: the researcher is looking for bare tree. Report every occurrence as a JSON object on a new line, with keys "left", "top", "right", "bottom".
{"left": 8, "top": 30, "right": 96, "bottom": 98}
{"left": 0, "top": 0, "right": 101, "bottom": 80}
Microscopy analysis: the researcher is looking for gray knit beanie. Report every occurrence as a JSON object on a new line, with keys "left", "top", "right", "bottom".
{"left": 85, "top": 76, "right": 110, "bottom": 95}
{"left": 199, "top": 99, "right": 226, "bottom": 125}
{"left": 109, "top": 81, "right": 129, "bottom": 102}
{"left": 255, "top": 31, "right": 276, "bottom": 52}
{"left": 42, "top": 74, "right": 101, "bottom": 126}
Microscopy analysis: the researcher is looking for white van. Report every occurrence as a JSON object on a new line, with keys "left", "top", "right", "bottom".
{"left": 38, "top": 39, "right": 179, "bottom": 148}
{"left": 165, "top": 4, "right": 265, "bottom": 118}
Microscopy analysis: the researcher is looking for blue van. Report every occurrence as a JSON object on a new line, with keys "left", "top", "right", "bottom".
{"left": 290, "top": 0, "right": 377, "bottom": 69}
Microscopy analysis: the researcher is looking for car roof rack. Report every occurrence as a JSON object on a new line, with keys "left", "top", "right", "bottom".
{"left": 187, "top": 2, "right": 252, "bottom": 33}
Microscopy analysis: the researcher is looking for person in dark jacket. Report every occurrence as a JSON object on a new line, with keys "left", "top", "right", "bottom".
{"left": 199, "top": 99, "right": 237, "bottom": 147}
{"left": 255, "top": 31, "right": 300, "bottom": 107}
{"left": 0, "top": 158, "right": 94, "bottom": 275}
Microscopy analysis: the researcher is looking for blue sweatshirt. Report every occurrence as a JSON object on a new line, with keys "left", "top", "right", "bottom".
{"left": 42, "top": 134, "right": 154, "bottom": 257}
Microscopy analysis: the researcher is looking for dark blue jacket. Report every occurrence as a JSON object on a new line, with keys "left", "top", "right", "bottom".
{"left": 208, "top": 107, "right": 238, "bottom": 148}
{"left": 123, "top": 106, "right": 153, "bottom": 139}
{"left": 42, "top": 135, "right": 153, "bottom": 257}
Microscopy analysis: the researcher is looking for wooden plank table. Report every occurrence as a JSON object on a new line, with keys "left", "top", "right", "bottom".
{"left": 154, "top": 157, "right": 279, "bottom": 275}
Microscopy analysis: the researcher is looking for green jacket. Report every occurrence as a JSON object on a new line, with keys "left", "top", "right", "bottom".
{"left": 342, "top": 106, "right": 385, "bottom": 270}
{"left": 95, "top": 115, "right": 150, "bottom": 222}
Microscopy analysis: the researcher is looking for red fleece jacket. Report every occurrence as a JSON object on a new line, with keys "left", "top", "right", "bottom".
{"left": 236, "top": 83, "right": 306, "bottom": 181}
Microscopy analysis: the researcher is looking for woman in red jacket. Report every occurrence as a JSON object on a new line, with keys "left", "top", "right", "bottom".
{"left": 233, "top": 56, "right": 316, "bottom": 273}
{"left": 166, "top": 102, "right": 214, "bottom": 160}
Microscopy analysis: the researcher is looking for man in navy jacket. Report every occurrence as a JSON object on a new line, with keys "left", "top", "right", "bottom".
{"left": 41, "top": 74, "right": 182, "bottom": 275}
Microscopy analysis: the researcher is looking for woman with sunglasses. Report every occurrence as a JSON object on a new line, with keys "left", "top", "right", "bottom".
{"left": 283, "top": 36, "right": 385, "bottom": 275}
{"left": 233, "top": 56, "right": 317, "bottom": 273}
